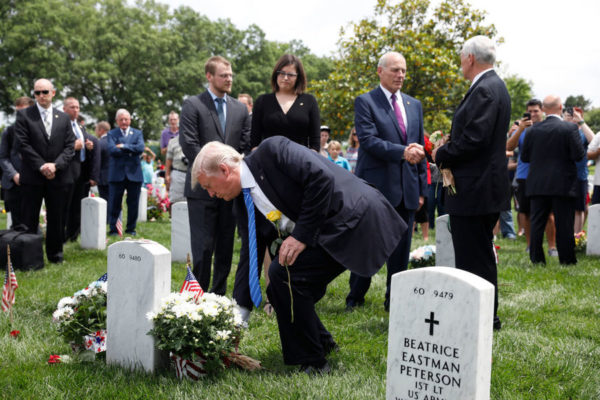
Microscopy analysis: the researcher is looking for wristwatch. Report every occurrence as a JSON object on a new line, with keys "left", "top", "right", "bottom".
{"left": 577, "top": 120, "right": 585, "bottom": 126}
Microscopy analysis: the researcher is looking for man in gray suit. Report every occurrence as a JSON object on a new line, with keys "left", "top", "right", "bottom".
{"left": 179, "top": 55, "right": 251, "bottom": 294}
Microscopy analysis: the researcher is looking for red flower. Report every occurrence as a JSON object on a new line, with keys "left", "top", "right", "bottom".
{"left": 48, "top": 355, "right": 61, "bottom": 364}
{"left": 424, "top": 135, "right": 433, "bottom": 154}
{"left": 10, "top": 330, "right": 20, "bottom": 338}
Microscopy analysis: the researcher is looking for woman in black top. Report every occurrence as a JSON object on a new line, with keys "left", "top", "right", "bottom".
{"left": 250, "top": 54, "right": 321, "bottom": 151}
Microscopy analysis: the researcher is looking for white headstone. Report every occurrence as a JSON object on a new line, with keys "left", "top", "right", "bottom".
{"left": 106, "top": 240, "right": 171, "bottom": 372}
{"left": 435, "top": 214, "right": 455, "bottom": 268}
{"left": 138, "top": 187, "right": 148, "bottom": 223}
{"left": 171, "top": 201, "right": 192, "bottom": 262}
{"left": 387, "top": 267, "right": 494, "bottom": 400}
{"left": 586, "top": 204, "right": 600, "bottom": 256}
{"left": 80, "top": 197, "right": 107, "bottom": 249}
{"left": 6, "top": 212, "right": 12, "bottom": 230}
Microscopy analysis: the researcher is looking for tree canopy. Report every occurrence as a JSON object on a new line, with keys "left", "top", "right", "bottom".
{"left": 564, "top": 95, "right": 592, "bottom": 112}
{"left": 0, "top": 0, "right": 332, "bottom": 139}
{"left": 310, "top": 0, "right": 500, "bottom": 139}
{"left": 504, "top": 74, "right": 534, "bottom": 123}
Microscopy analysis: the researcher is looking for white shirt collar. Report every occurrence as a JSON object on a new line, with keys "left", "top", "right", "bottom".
{"left": 208, "top": 89, "right": 227, "bottom": 103}
{"left": 471, "top": 68, "right": 494, "bottom": 87}
{"left": 36, "top": 102, "right": 51, "bottom": 117}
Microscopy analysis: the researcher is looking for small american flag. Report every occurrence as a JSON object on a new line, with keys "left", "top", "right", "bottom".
{"left": 170, "top": 352, "right": 207, "bottom": 380}
{"left": 2, "top": 249, "right": 19, "bottom": 312}
{"left": 97, "top": 273, "right": 108, "bottom": 282}
{"left": 180, "top": 266, "right": 203, "bottom": 301}
{"left": 116, "top": 211, "right": 123, "bottom": 238}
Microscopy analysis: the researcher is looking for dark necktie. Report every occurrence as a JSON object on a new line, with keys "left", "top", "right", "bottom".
{"left": 391, "top": 93, "right": 407, "bottom": 143}
{"left": 215, "top": 97, "right": 226, "bottom": 134}
{"left": 242, "top": 188, "right": 262, "bottom": 307}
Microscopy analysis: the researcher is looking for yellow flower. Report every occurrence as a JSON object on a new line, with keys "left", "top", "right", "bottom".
{"left": 266, "top": 210, "right": 282, "bottom": 222}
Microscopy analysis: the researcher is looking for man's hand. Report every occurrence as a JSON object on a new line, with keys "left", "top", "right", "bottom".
{"left": 85, "top": 139, "right": 94, "bottom": 150}
{"left": 74, "top": 138, "right": 84, "bottom": 151}
{"left": 116, "top": 143, "right": 124, "bottom": 149}
{"left": 404, "top": 143, "right": 425, "bottom": 164}
{"left": 417, "top": 196, "right": 425, "bottom": 210}
{"left": 40, "top": 163, "right": 56, "bottom": 180}
{"left": 278, "top": 236, "right": 307, "bottom": 266}
{"left": 12, "top": 173, "right": 20, "bottom": 186}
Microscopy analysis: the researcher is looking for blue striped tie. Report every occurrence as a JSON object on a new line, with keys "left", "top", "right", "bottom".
{"left": 242, "top": 188, "right": 262, "bottom": 307}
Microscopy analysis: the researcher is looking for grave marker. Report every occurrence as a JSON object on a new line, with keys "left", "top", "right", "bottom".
{"left": 387, "top": 267, "right": 494, "bottom": 400}
{"left": 106, "top": 240, "right": 171, "bottom": 372}
{"left": 171, "top": 201, "right": 192, "bottom": 262}
{"left": 80, "top": 197, "right": 107, "bottom": 250}
{"left": 435, "top": 214, "right": 455, "bottom": 268}
{"left": 587, "top": 204, "right": 600, "bottom": 256}
{"left": 138, "top": 187, "right": 148, "bottom": 222}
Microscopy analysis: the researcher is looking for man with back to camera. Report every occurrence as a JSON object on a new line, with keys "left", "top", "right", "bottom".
{"left": 346, "top": 51, "right": 426, "bottom": 312}
{"left": 506, "top": 98, "right": 558, "bottom": 256}
{"left": 433, "top": 36, "right": 511, "bottom": 330}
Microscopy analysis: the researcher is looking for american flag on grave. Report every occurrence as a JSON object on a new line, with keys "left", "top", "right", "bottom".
{"left": 2, "top": 249, "right": 19, "bottom": 312}
{"left": 84, "top": 329, "right": 107, "bottom": 353}
{"left": 116, "top": 211, "right": 123, "bottom": 238}
{"left": 180, "top": 266, "right": 204, "bottom": 301}
{"left": 170, "top": 352, "right": 207, "bottom": 380}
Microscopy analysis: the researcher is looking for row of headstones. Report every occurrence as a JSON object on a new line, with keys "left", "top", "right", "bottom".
{"left": 105, "top": 238, "right": 493, "bottom": 399}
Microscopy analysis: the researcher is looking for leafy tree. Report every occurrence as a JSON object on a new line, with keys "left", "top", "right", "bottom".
{"left": 564, "top": 95, "right": 592, "bottom": 112}
{"left": 504, "top": 74, "right": 533, "bottom": 123}
{"left": 584, "top": 108, "right": 600, "bottom": 134}
{"left": 311, "top": 0, "right": 500, "bottom": 139}
{"left": 0, "top": 0, "right": 332, "bottom": 139}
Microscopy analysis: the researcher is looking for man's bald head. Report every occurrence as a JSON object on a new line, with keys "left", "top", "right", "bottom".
{"left": 542, "top": 95, "right": 562, "bottom": 116}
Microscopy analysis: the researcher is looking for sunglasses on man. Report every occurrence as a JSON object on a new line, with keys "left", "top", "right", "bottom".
{"left": 33, "top": 90, "right": 51, "bottom": 95}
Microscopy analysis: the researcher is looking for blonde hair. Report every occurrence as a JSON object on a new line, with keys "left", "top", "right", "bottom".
{"left": 328, "top": 140, "right": 342, "bottom": 151}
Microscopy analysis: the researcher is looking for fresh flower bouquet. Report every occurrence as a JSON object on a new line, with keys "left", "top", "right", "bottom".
{"left": 574, "top": 231, "right": 586, "bottom": 252}
{"left": 146, "top": 183, "right": 170, "bottom": 220}
{"left": 147, "top": 292, "right": 245, "bottom": 376}
{"left": 429, "top": 130, "right": 456, "bottom": 195}
{"left": 52, "top": 278, "right": 107, "bottom": 355}
{"left": 409, "top": 245, "right": 436, "bottom": 269}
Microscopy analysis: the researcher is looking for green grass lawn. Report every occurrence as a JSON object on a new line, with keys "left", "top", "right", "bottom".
{"left": 0, "top": 210, "right": 599, "bottom": 399}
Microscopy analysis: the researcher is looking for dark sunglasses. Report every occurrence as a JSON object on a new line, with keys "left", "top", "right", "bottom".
{"left": 34, "top": 90, "right": 50, "bottom": 95}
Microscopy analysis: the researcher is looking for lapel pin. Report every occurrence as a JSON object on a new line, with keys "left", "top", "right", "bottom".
{"left": 407, "top": 101, "right": 410, "bottom": 105}
{"left": 300, "top": 103, "right": 304, "bottom": 106}
{"left": 260, "top": 175, "right": 264, "bottom": 180}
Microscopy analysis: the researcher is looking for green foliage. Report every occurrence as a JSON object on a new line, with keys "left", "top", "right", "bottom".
{"left": 311, "top": 0, "right": 500, "bottom": 140}
{"left": 564, "top": 94, "right": 592, "bottom": 111}
{"left": 583, "top": 107, "right": 600, "bottom": 133}
{"left": 0, "top": 0, "right": 333, "bottom": 139}
{"left": 504, "top": 74, "right": 534, "bottom": 122}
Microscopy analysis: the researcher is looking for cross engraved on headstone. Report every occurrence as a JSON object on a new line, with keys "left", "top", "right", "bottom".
{"left": 425, "top": 311, "right": 439, "bottom": 336}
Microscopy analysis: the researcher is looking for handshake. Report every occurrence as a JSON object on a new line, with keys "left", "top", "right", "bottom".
{"left": 404, "top": 143, "right": 426, "bottom": 164}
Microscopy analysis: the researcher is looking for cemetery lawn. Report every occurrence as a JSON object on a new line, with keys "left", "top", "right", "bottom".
{"left": 0, "top": 212, "right": 599, "bottom": 400}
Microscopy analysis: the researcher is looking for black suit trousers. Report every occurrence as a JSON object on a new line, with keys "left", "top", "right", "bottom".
{"left": 21, "top": 183, "right": 70, "bottom": 260}
{"left": 529, "top": 196, "right": 576, "bottom": 265}
{"left": 187, "top": 196, "right": 235, "bottom": 295}
{"left": 267, "top": 245, "right": 345, "bottom": 366}
{"left": 108, "top": 179, "right": 141, "bottom": 233}
{"left": 450, "top": 213, "right": 499, "bottom": 316}
{"left": 4, "top": 186, "right": 23, "bottom": 228}
{"left": 346, "top": 202, "right": 415, "bottom": 308}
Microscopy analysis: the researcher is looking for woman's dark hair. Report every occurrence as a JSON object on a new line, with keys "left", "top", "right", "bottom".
{"left": 271, "top": 54, "right": 307, "bottom": 94}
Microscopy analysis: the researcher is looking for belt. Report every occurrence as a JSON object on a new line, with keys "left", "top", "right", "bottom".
{"left": 173, "top": 168, "right": 187, "bottom": 173}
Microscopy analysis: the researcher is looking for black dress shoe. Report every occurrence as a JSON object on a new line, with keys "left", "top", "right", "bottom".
{"left": 493, "top": 316, "right": 502, "bottom": 331}
{"left": 300, "top": 361, "right": 331, "bottom": 375}
{"left": 125, "top": 230, "right": 137, "bottom": 236}
{"left": 345, "top": 300, "right": 364, "bottom": 312}
{"left": 48, "top": 256, "right": 64, "bottom": 264}
{"left": 108, "top": 231, "right": 119, "bottom": 237}
{"left": 323, "top": 341, "right": 339, "bottom": 355}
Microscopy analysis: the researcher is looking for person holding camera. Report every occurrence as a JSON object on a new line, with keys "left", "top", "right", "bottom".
{"left": 506, "top": 98, "right": 558, "bottom": 256}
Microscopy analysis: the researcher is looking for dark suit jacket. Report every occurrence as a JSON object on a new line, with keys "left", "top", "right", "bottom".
{"left": 15, "top": 105, "right": 76, "bottom": 186}
{"left": 67, "top": 125, "right": 101, "bottom": 183}
{"left": 179, "top": 91, "right": 250, "bottom": 200}
{"left": 521, "top": 116, "right": 585, "bottom": 197}
{"left": 98, "top": 134, "right": 110, "bottom": 186}
{"left": 0, "top": 125, "right": 22, "bottom": 189}
{"left": 107, "top": 127, "right": 144, "bottom": 183}
{"left": 354, "top": 86, "right": 426, "bottom": 210}
{"left": 435, "top": 70, "right": 511, "bottom": 215}
{"left": 243, "top": 136, "right": 407, "bottom": 277}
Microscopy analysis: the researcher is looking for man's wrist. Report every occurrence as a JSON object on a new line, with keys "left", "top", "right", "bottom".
{"left": 577, "top": 120, "right": 585, "bottom": 126}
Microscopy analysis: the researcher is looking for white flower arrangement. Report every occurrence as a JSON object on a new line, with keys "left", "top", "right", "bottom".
{"left": 409, "top": 244, "right": 436, "bottom": 268}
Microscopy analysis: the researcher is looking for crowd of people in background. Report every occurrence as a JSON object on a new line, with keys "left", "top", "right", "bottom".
{"left": 1, "top": 35, "right": 598, "bottom": 374}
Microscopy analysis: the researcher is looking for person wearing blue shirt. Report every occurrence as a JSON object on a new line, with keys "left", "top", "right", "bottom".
{"left": 327, "top": 140, "right": 351, "bottom": 171}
